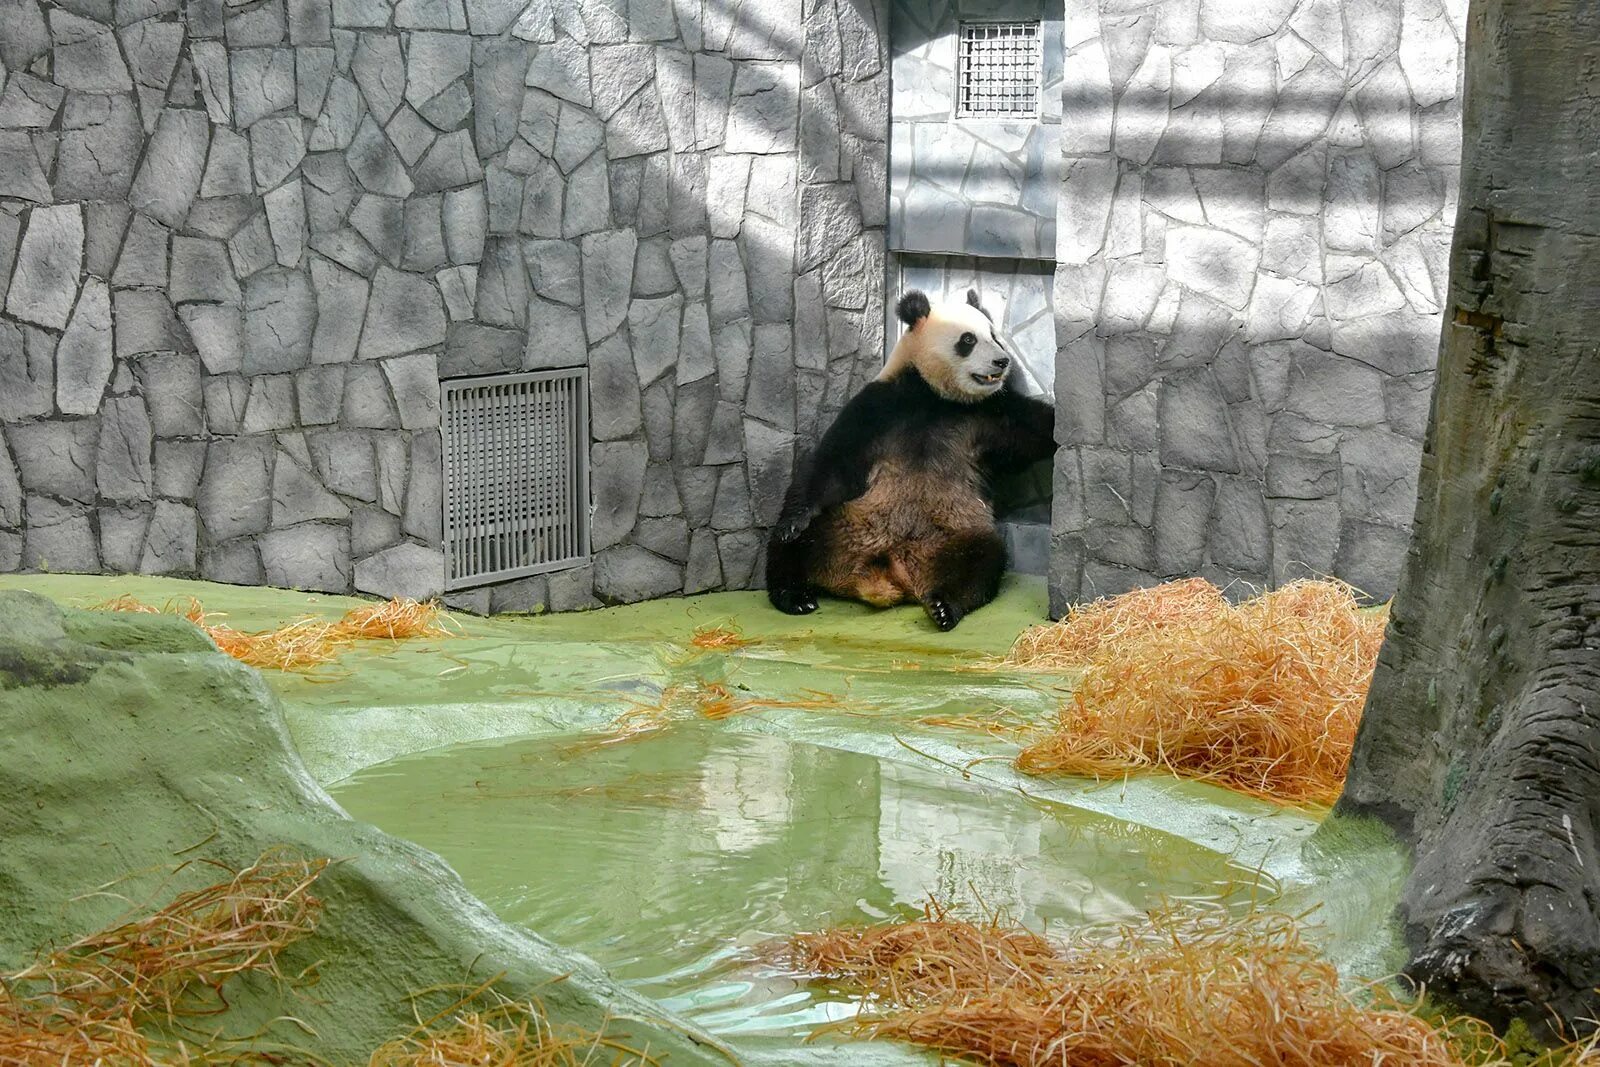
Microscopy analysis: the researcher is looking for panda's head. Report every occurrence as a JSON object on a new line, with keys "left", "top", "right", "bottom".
{"left": 883, "top": 289, "right": 1014, "bottom": 402}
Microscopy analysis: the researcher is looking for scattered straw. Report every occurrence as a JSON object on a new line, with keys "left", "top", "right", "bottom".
{"left": 92, "top": 595, "right": 453, "bottom": 672}
{"left": 1, "top": 851, "right": 326, "bottom": 1066}
{"left": 1012, "top": 579, "right": 1386, "bottom": 804}
{"left": 688, "top": 625, "right": 756, "bottom": 653}
{"left": 788, "top": 902, "right": 1585, "bottom": 1067}
{"left": 333, "top": 598, "right": 453, "bottom": 641}
{"left": 1005, "top": 577, "right": 1228, "bottom": 671}
{"left": 369, "top": 993, "right": 659, "bottom": 1067}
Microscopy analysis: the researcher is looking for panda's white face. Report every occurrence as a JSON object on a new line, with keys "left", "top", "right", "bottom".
{"left": 908, "top": 296, "right": 1015, "bottom": 402}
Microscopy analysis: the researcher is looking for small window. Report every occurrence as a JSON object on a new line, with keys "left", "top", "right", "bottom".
{"left": 956, "top": 21, "right": 1042, "bottom": 119}
{"left": 442, "top": 369, "right": 590, "bottom": 590}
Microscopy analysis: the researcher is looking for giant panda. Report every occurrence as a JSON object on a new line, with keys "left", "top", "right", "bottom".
{"left": 765, "top": 288, "right": 1056, "bottom": 631}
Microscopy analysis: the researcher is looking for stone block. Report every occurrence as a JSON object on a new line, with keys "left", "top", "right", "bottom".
{"left": 56, "top": 91, "right": 142, "bottom": 199}
{"left": 249, "top": 112, "right": 306, "bottom": 190}
{"left": 99, "top": 504, "right": 151, "bottom": 573}
{"left": 358, "top": 266, "right": 446, "bottom": 359}
{"left": 682, "top": 528, "right": 720, "bottom": 593}
{"left": 243, "top": 268, "right": 316, "bottom": 372}
{"left": 591, "top": 440, "right": 647, "bottom": 550}
{"left": 1334, "top": 520, "right": 1408, "bottom": 602}
{"left": 260, "top": 523, "right": 351, "bottom": 592}
{"left": 198, "top": 437, "right": 273, "bottom": 541}
{"left": 201, "top": 537, "right": 264, "bottom": 585}
{"left": 55, "top": 276, "right": 113, "bottom": 415}
{"left": 23, "top": 496, "right": 98, "bottom": 573}
{"left": 726, "top": 61, "right": 798, "bottom": 153}
{"left": 1158, "top": 369, "right": 1239, "bottom": 473}
{"left": 1208, "top": 475, "right": 1269, "bottom": 574}
{"left": 746, "top": 325, "right": 795, "bottom": 430}
{"left": 5, "top": 203, "right": 82, "bottom": 330}
{"left": 242, "top": 374, "right": 297, "bottom": 433}
{"left": 135, "top": 352, "right": 203, "bottom": 436}
{"left": 593, "top": 545, "right": 681, "bottom": 603}
{"left": 523, "top": 295, "right": 585, "bottom": 369}
{"left": 439, "top": 322, "right": 519, "bottom": 377}
{"left": 129, "top": 108, "right": 207, "bottom": 226}
{"left": 1270, "top": 498, "right": 1340, "bottom": 584}
{"left": 413, "top": 128, "right": 483, "bottom": 193}
{"left": 308, "top": 258, "right": 368, "bottom": 364}
{"left": 1285, "top": 350, "right": 1387, "bottom": 427}
{"left": 171, "top": 235, "right": 242, "bottom": 306}
{"left": 487, "top": 574, "right": 548, "bottom": 614}
{"left": 526, "top": 35, "right": 590, "bottom": 106}
{"left": 50, "top": 8, "right": 131, "bottom": 91}
{"left": 139, "top": 500, "right": 198, "bottom": 574}
{"left": 154, "top": 439, "right": 206, "bottom": 499}
{"left": 347, "top": 115, "right": 415, "bottom": 197}
{"left": 264, "top": 180, "right": 308, "bottom": 266}
{"left": 271, "top": 452, "right": 347, "bottom": 526}
{"left": 1339, "top": 426, "right": 1422, "bottom": 528}
{"left": 0, "top": 129, "right": 51, "bottom": 204}
{"left": 635, "top": 516, "right": 689, "bottom": 563}
{"left": 8, "top": 419, "right": 97, "bottom": 503}
{"left": 342, "top": 362, "right": 399, "bottom": 427}
{"left": 381, "top": 352, "right": 440, "bottom": 430}
{"left": 475, "top": 236, "right": 528, "bottom": 326}
{"left": 717, "top": 530, "right": 761, "bottom": 588}
{"left": 1266, "top": 451, "right": 1340, "bottom": 499}
{"left": 203, "top": 375, "right": 248, "bottom": 434}
{"left": 589, "top": 331, "right": 641, "bottom": 440}
{"left": 403, "top": 429, "right": 441, "bottom": 541}
{"left": 351, "top": 504, "right": 400, "bottom": 556}
{"left": 580, "top": 228, "right": 637, "bottom": 341}
{"left": 95, "top": 396, "right": 154, "bottom": 502}
{"left": 438, "top": 265, "right": 478, "bottom": 320}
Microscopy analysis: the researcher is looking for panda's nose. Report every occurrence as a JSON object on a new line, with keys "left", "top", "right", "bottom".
{"left": 991, "top": 355, "right": 1010, "bottom": 372}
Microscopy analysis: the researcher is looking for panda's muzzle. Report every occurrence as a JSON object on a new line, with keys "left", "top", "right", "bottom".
{"left": 970, "top": 355, "right": 1009, "bottom": 386}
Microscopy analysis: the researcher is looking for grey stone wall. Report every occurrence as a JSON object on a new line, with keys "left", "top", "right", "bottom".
{"left": 1048, "top": 0, "right": 1465, "bottom": 613}
{"left": 889, "top": 0, "right": 1062, "bottom": 260}
{"left": 0, "top": 0, "right": 889, "bottom": 612}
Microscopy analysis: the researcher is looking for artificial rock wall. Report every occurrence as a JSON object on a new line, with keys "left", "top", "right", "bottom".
{"left": 1048, "top": 0, "right": 1465, "bottom": 613}
{"left": 0, "top": 0, "right": 889, "bottom": 612}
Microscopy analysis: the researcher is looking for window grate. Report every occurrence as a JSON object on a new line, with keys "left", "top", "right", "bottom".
{"left": 441, "top": 369, "right": 590, "bottom": 590}
{"left": 956, "top": 21, "right": 1042, "bottom": 119}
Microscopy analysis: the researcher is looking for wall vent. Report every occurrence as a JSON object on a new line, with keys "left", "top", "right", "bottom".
{"left": 442, "top": 369, "right": 589, "bottom": 591}
{"left": 956, "top": 21, "right": 1042, "bottom": 119}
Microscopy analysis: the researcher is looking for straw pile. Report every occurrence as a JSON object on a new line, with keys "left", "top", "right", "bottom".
{"left": 93, "top": 595, "right": 452, "bottom": 672}
{"left": 369, "top": 995, "right": 659, "bottom": 1067}
{"left": 0, "top": 852, "right": 326, "bottom": 1065}
{"left": 688, "top": 625, "right": 756, "bottom": 653}
{"left": 788, "top": 902, "right": 1569, "bottom": 1067}
{"left": 1009, "top": 579, "right": 1386, "bottom": 804}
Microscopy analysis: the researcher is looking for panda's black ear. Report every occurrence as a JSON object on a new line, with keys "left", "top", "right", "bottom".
{"left": 965, "top": 289, "right": 993, "bottom": 321}
{"left": 896, "top": 290, "right": 931, "bottom": 327}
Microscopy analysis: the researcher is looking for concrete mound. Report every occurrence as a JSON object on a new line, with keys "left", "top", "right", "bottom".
{"left": 0, "top": 590, "right": 729, "bottom": 1064}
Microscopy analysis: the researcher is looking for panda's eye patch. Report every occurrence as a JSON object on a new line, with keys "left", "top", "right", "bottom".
{"left": 957, "top": 331, "right": 977, "bottom": 356}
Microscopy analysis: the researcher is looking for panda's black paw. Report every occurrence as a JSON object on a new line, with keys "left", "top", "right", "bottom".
{"left": 772, "top": 510, "right": 815, "bottom": 544}
{"left": 770, "top": 587, "right": 819, "bottom": 615}
{"left": 927, "top": 597, "right": 960, "bottom": 632}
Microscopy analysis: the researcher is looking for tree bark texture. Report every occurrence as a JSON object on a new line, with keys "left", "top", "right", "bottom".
{"left": 1335, "top": 0, "right": 1600, "bottom": 1034}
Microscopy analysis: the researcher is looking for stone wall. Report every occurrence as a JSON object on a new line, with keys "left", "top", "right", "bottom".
{"left": 1048, "top": 0, "right": 1465, "bottom": 613}
{"left": 0, "top": 0, "right": 889, "bottom": 611}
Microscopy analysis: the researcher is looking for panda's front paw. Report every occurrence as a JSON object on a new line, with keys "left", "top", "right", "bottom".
{"left": 927, "top": 597, "right": 960, "bottom": 631}
{"left": 770, "top": 587, "right": 819, "bottom": 615}
{"left": 772, "top": 508, "right": 816, "bottom": 544}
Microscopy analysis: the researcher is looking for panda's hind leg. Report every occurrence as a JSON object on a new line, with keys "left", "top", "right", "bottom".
{"left": 918, "top": 528, "right": 1007, "bottom": 632}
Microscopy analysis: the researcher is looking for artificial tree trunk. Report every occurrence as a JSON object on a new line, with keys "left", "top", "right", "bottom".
{"left": 1334, "top": 0, "right": 1600, "bottom": 1035}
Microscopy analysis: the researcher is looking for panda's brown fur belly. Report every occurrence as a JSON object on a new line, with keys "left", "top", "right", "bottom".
{"left": 806, "top": 456, "right": 994, "bottom": 607}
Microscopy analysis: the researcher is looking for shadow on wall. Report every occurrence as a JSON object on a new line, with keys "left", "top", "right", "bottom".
{"left": 0, "top": 0, "right": 902, "bottom": 613}
{"left": 1045, "top": 1, "right": 1464, "bottom": 611}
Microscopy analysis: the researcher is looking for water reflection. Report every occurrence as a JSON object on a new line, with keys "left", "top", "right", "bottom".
{"left": 332, "top": 725, "right": 1251, "bottom": 1037}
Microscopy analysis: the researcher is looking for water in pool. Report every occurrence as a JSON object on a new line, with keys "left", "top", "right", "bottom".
{"left": 331, "top": 725, "right": 1256, "bottom": 1040}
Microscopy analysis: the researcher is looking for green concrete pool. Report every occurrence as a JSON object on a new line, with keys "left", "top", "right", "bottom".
{"left": 0, "top": 572, "right": 1409, "bottom": 1064}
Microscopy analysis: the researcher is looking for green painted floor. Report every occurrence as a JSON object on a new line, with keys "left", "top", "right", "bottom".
{"left": 2, "top": 572, "right": 1411, "bottom": 1059}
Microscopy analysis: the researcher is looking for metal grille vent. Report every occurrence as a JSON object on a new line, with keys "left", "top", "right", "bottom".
{"left": 956, "top": 21, "right": 1042, "bottom": 119}
{"left": 442, "top": 369, "right": 589, "bottom": 590}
